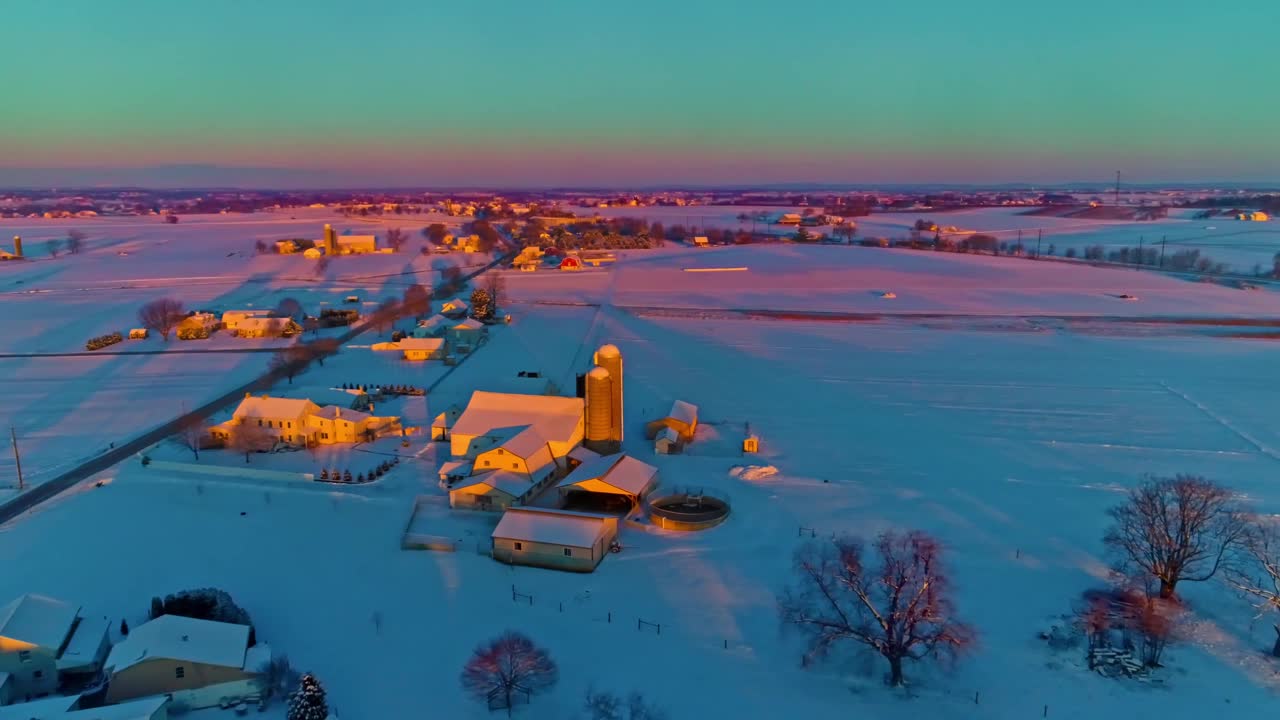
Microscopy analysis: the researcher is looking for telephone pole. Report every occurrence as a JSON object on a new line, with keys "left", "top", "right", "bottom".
{"left": 1036, "top": 229, "right": 1043, "bottom": 258}
{"left": 10, "top": 427, "right": 24, "bottom": 491}
{"left": 1114, "top": 171, "right": 1121, "bottom": 206}
{"left": 1159, "top": 236, "right": 1167, "bottom": 268}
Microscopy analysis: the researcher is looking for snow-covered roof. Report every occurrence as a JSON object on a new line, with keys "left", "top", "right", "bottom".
{"left": 568, "top": 446, "right": 600, "bottom": 464}
{"left": 455, "top": 470, "right": 532, "bottom": 498}
{"left": 656, "top": 426, "right": 680, "bottom": 444}
{"left": 453, "top": 318, "right": 485, "bottom": 331}
{"left": 232, "top": 395, "right": 317, "bottom": 420}
{"left": 452, "top": 391, "right": 584, "bottom": 446}
{"left": 492, "top": 507, "right": 612, "bottom": 548}
{"left": 0, "top": 695, "right": 80, "bottom": 720}
{"left": 418, "top": 314, "right": 449, "bottom": 329}
{"left": 221, "top": 309, "right": 272, "bottom": 320}
{"left": 56, "top": 614, "right": 108, "bottom": 672}
{"left": 497, "top": 425, "right": 549, "bottom": 460}
{"left": 399, "top": 337, "right": 445, "bottom": 351}
{"left": 668, "top": 400, "right": 698, "bottom": 426}
{"left": 278, "top": 386, "right": 364, "bottom": 409}
{"left": 105, "top": 615, "right": 249, "bottom": 674}
{"left": 558, "top": 454, "right": 658, "bottom": 496}
{"left": 438, "top": 460, "right": 472, "bottom": 478}
{"left": 310, "top": 406, "right": 373, "bottom": 422}
{"left": 242, "top": 643, "right": 272, "bottom": 674}
{"left": 235, "top": 317, "right": 291, "bottom": 331}
{"left": 61, "top": 696, "right": 168, "bottom": 720}
{"left": 336, "top": 234, "right": 376, "bottom": 245}
{"left": 0, "top": 594, "right": 77, "bottom": 650}
{"left": 441, "top": 298, "right": 469, "bottom": 311}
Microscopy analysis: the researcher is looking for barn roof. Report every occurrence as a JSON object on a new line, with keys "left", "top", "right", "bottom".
{"left": 452, "top": 391, "right": 584, "bottom": 446}
{"left": 668, "top": 400, "right": 698, "bottom": 426}
{"left": 455, "top": 470, "right": 532, "bottom": 498}
{"left": 558, "top": 454, "right": 658, "bottom": 497}
{"left": 492, "top": 507, "right": 611, "bottom": 548}
{"left": 399, "top": 337, "right": 446, "bottom": 351}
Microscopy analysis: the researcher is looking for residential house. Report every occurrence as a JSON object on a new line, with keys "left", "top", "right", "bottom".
{"left": 1237, "top": 211, "right": 1270, "bottom": 222}
{"left": 512, "top": 246, "right": 543, "bottom": 271}
{"left": 209, "top": 394, "right": 401, "bottom": 446}
{"left": 413, "top": 314, "right": 450, "bottom": 338}
{"left": 440, "top": 299, "right": 470, "bottom": 318}
{"left": 177, "top": 313, "right": 219, "bottom": 336}
{"left": 104, "top": 616, "right": 268, "bottom": 711}
{"left": 448, "top": 318, "right": 486, "bottom": 351}
{"left": 399, "top": 337, "right": 447, "bottom": 361}
{"left": 219, "top": 310, "right": 273, "bottom": 332}
{"left": 491, "top": 507, "right": 619, "bottom": 572}
{"left": 0, "top": 595, "right": 110, "bottom": 702}
{"left": 276, "top": 386, "right": 371, "bottom": 412}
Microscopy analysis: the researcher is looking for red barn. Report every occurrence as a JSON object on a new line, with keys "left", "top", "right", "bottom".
{"left": 560, "top": 256, "right": 583, "bottom": 271}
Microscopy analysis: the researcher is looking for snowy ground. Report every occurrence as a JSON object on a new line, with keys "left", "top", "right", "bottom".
{"left": 2, "top": 221, "right": 1279, "bottom": 719}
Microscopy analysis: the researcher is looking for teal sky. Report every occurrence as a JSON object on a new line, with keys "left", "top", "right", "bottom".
{"left": 5, "top": 0, "right": 1279, "bottom": 186}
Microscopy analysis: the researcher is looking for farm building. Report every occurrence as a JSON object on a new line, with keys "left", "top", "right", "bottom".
{"left": 646, "top": 400, "right": 698, "bottom": 442}
{"left": 274, "top": 239, "right": 300, "bottom": 254}
{"left": 654, "top": 426, "right": 681, "bottom": 454}
{"left": 438, "top": 460, "right": 472, "bottom": 487}
{"left": 491, "top": 507, "right": 619, "bottom": 572}
{"left": 448, "top": 318, "right": 487, "bottom": 350}
{"left": 449, "top": 469, "right": 554, "bottom": 511}
{"left": 512, "top": 246, "right": 544, "bottom": 271}
{"left": 777, "top": 213, "right": 803, "bottom": 225}
{"left": 1237, "top": 211, "right": 1270, "bottom": 222}
{"left": 557, "top": 453, "right": 658, "bottom": 512}
{"left": 128, "top": 328, "right": 149, "bottom": 340}
{"left": 399, "top": 337, "right": 447, "bottom": 361}
{"left": 431, "top": 405, "right": 463, "bottom": 442}
{"left": 334, "top": 234, "right": 377, "bottom": 254}
{"left": 104, "top": 615, "right": 268, "bottom": 710}
{"left": 449, "top": 391, "right": 585, "bottom": 459}
{"left": 0, "top": 594, "right": 111, "bottom": 701}
{"left": 440, "top": 298, "right": 470, "bottom": 318}
{"left": 230, "top": 317, "right": 300, "bottom": 338}
{"left": 692, "top": 236, "right": 709, "bottom": 247}
{"left": 276, "top": 386, "right": 371, "bottom": 412}
{"left": 559, "top": 256, "right": 583, "bottom": 271}
{"left": 579, "top": 251, "right": 616, "bottom": 267}
{"left": 209, "top": 394, "right": 402, "bottom": 446}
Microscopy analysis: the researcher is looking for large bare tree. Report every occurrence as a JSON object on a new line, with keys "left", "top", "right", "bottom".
{"left": 1225, "top": 519, "right": 1280, "bottom": 656}
{"left": 66, "top": 230, "right": 86, "bottom": 254}
{"left": 779, "top": 531, "right": 974, "bottom": 686}
{"left": 385, "top": 227, "right": 407, "bottom": 251}
{"left": 229, "top": 423, "right": 274, "bottom": 463}
{"left": 402, "top": 284, "right": 432, "bottom": 317}
{"left": 137, "top": 298, "right": 185, "bottom": 341}
{"left": 1104, "top": 475, "right": 1247, "bottom": 599}
{"left": 460, "top": 631, "right": 557, "bottom": 717}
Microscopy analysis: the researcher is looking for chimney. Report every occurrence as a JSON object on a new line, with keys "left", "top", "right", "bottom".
{"left": 12, "top": 236, "right": 21, "bottom": 258}
{"left": 244, "top": 392, "right": 251, "bottom": 399}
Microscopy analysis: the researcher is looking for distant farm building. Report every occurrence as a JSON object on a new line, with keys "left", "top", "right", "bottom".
{"left": 1237, "top": 211, "right": 1270, "bottom": 222}
{"left": 512, "top": 246, "right": 544, "bottom": 271}
{"left": 413, "top": 314, "right": 450, "bottom": 337}
{"left": 448, "top": 391, "right": 584, "bottom": 459}
{"left": 448, "top": 318, "right": 487, "bottom": 351}
{"left": 579, "top": 251, "right": 616, "bottom": 267}
{"left": 647, "top": 400, "right": 698, "bottom": 442}
{"left": 398, "top": 337, "right": 447, "bottom": 361}
{"left": 491, "top": 507, "right": 619, "bottom": 572}
{"left": 274, "top": 239, "right": 300, "bottom": 254}
{"left": 777, "top": 213, "right": 803, "bottom": 225}
{"left": 129, "top": 328, "right": 149, "bottom": 340}
{"left": 559, "top": 256, "right": 583, "bottom": 271}
{"left": 440, "top": 298, "right": 470, "bottom": 318}
{"left": 209, "top": 394, "right": 402, "bottom": 446}
{"left": 692, "top": 235, "right": 710, "bottom": 247}
{"left": 335, "top": 234, "right": 377, "bottom": 254}
{"left": 654, "top": 426, "right": 681, "bottom": 454}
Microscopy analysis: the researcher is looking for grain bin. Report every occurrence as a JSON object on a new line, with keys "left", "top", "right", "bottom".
{"left": 585, "top": 366, "right": 613, "bottom": 447}
{"left": 593, "top": 344, "right": 623, "bottom": 442}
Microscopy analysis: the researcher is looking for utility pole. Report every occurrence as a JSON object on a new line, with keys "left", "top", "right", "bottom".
{"left": 1017, "top": 229, "right": 1023, "bottom": 254}
{"left": 1159, "top": 236, "right": 1167, "bottom": 268}
{"left": 1036, "top": 229, "right": 1043, "bottom": 258}
{"left": 1138, "top": 236, "right": 1144, "bottom": 269}
{"left": 1114, "top": 171, "right": 1121, "bottom": 206}
{"left": 10, "top": 427, "right": 24, "bottom": 491}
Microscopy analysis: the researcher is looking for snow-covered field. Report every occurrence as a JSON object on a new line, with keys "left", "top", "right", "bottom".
{"left": 2, "top": 222, "right": 1279, "bottom": 719}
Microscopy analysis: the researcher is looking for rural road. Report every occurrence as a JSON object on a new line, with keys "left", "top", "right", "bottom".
{"left": 0, "top": 251, "right": 515, "bottom": 526}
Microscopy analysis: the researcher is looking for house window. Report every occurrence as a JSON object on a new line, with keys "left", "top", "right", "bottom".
{"left": 175, "top": 666, "right": 185, "bottom": 679}
{"left": 257, "top": 419, "right": 263, "bottom": 426}
{"left": 287, "top": 422, "right": 292, "bottom": 428}
{"left": 563, "top": 548, "right": 572, "bottom": 557}
{"left": 18, "top": 650, "right": 30, "bottom": 662}
{"left": 321, "top": 432, "right": 329, "bottom": 440}
{"left": 482, "top": 459, "right": 490, "bottom": 467}
{"left": 512, "top": 463, "right": 519, "bottom": 470}
{"left": 514, "top": 542, "right": 523, "bottom": 550}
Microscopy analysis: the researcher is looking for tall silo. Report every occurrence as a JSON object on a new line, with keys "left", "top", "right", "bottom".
{"left": 12, "top": 236, "right": 21, "bottom": 258}
{"left": 593, "top": 344, "right": 623, "bottom": 443}
{"left": 323, "top": 224, "right": 337, "bottom": 255}
{"left": 584, "top": 366, "right": 613, "bottom": 452}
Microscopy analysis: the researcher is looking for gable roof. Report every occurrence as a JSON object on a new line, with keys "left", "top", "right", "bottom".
{"left": 61, "top": 696, "right": 169, "bottom": 720}
{"left": 399, "top": 337, "right": 446, "bottom": 351}
{"left": 558, "top": 454, "right": 658, "bottom": 496}
{"left": 454, "top": 470, "right": 532, "bottom": 498}
{"left": 668, "top": 400, "right": 698, "bottom": 426}
{"left": 105, "top": 615, "right": 249, "bottom": 674}
{"left": 0, "top": 695, "right": 81, "bottom": 720}
{"left": 232, "top": 395, "right": 317, "bottom": 421}
{"left": 310, "top": 405, "right": 373, "bottom": 423}
{"left": 277, "top": 386, "right": 364, "bottom": 409}
{"left": 453, "top": 318, "right": 485, "bottom": 331}
{"left": 0, "top": 594, "right": 77, "bottom": 650}
{"left": 452, "top": 391, "right": 584, "bottom": 447}
{"left": 492, "top": 507, "right": 611, "bottom": 548}
{"left": 495, "top": 425, "right": 549, "bottom": 460}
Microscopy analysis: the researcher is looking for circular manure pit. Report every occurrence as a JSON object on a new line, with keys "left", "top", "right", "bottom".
{"left": 647, "top": 493, "right": 730, "bottom": 531}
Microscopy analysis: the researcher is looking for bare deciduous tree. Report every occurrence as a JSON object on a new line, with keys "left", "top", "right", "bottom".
{"left": 138, "top": 298, "right": 185, "bottom": 341}
{"left": 176, "top": 413, "right": 205, "bottom": 461}
{"left": 229, "top": 423, "right": 274, "bottom": 463}
{"left": 257, "top": 654, "right": 298, "bottom": 701}
{"left": 1224, "top": 519, "right": 1280, "bottom": 656}
{"left": 402, "top": 284, "right": 432, "bottom": 317}
{"left": 779, "top": 531, "right": 974, "bottom": 686}
{"left": 460, "top": 631, "right": 557, "bottom": 717}
{"left": 66, "top": 230, "right": 86, "bottom": 254}
{"left": 1104, "top": 474, "right": 1247, "bottom": 598}
{"left": 386, "top": 227, "right": 407, "bottom": 251}
{"left": 484, "top": 272, "right": 506, "bottom": 311}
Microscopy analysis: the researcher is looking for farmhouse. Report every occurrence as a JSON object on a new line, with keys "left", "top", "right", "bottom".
{"left": 449, "top": 391, "right": 584, "bottom": 459}
{"left": 557, "top": 453, "right": 658, "bottom": 512}
{"left": 0, "top": 594, "right": 110, "bottom": 702}
{"left": 209, "top": 394, "right": 401, "bottom": 446}
{"left": 399, "top": 337, "right": 447, "bottom": 361}
{"left": 230, "top": 317, "right": 299, "bottom": 339}
{"left": 413, "top": 314, "right": 450, "bottom": 337}
{"left": 104, "top": 615, "right": 268, "bottom": 710}
{"left": 491, "top": 507, "right": 619, "bottom": 572}
{"left": 178, "top": 313, "right": 219, "bottom": 335}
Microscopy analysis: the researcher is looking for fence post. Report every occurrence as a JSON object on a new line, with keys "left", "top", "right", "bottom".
{"left": 974, "top": 691, "right": 979, "bottom": 704}
{"left": 607, "top": 611, "right": 611, "bottom": 623}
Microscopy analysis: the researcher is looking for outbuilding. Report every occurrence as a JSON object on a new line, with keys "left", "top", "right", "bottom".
{"left": 646, "top": 400, "right": 699, "bottom": 442}
{"left": 491, "top": 507, "right": 619, "bottom": 572}
{"left": 448, "top": 318, "right": 487, "bottom": 352}
{"left": 399, "top": 337, "right": 447, "bottom": 361}
{"left": 557, "top": 453, "right": 658, "bottom": 513}
{"left": 559, "top": 256, "right": 583, "bottom": 271}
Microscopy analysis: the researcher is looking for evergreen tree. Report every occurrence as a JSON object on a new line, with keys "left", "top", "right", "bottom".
{"left": 470, "top": 288, "right": 494, "bottom": 321}
{"left": 120, "top": 619, "right": 129, "bottom": 636}
{"left": 149, "top": 597, "right": 164, "bottom": 619}
{"left": 287, "top": 673, "right": 328, "bottom": 720}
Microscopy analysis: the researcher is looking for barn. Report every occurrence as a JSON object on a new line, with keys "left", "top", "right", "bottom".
{"left": 646, "top": 400, "right": 699, "bottom": 441}
{"left": 491, "top": 507, "right": 619, "bottom": 572}
{"left": 557, "top": 453, "right": 658, "bottom": 513}
{"left": 559, "top": 256, "right": 582, "bottom": 271}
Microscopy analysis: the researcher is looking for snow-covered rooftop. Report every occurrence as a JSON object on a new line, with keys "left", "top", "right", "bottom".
{"left": 453, "top": 318, "right": 484, "bottom": 331}
{"left": 668, "top": 400, "right": 698, "bottom": 426}
{"left": 456, "top": 470, "right": 533, "bottom": 498}
{"left": 61, "top": 696, "right": 169, "bottom": 720}
{"left": 56, "top": 613, "right": 108, "bottom": 672}
{"left": 278, "top": 386, "right": 365, "bottom": 409}
{"left": 568, "top": 446, "right": 600, "bottom": 464}
{"left": 399, "top": 337, "right": 446, "bottom": 351}
{"left": 311, "top": 405, "right": 373, "bottom": 422}
{"left": 559, "top": 454, "right": 658, "bottom": 496}
{"left": 452, "top": 391, "right": 584, "bottom": 446}
{"left": 497, "top": 425, "right": 550, "bottom": 460}
{"left": 0, "top": 594, "right": 77, "bottom": 650}
{"left": 231, "top": 395, "right": 317, "bottom": 421}
{"left": 0, "top": 695, "right": 80, "bottom": 720}
{"left": 105, "top": 615, "right": 249, "bottom": 674}
{"left": 491, "top": 507, "right": 612, "bottom": 548}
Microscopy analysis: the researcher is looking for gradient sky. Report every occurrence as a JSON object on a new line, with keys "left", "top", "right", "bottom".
{"left": 5, "top": 0, "right": 1279, "bottom": 187}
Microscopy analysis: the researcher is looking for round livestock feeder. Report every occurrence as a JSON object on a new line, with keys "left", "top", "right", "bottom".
{"left": 647, "top": 491, "right": 730, "bottom": 531}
